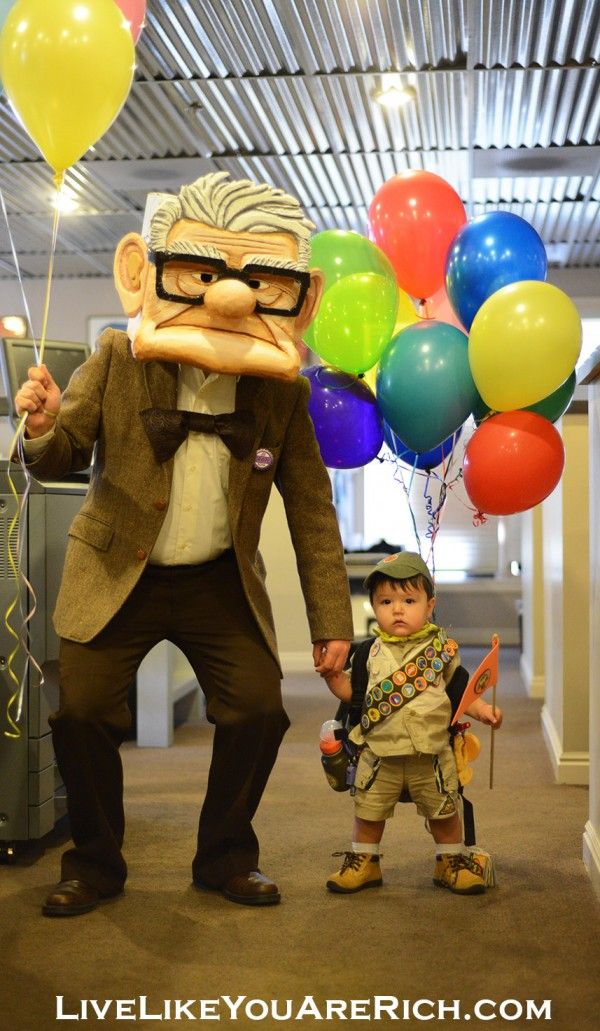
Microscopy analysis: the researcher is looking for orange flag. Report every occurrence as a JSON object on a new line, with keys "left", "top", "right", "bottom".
{"left": 451, "top": 634, "right": 500, "bottom": 726}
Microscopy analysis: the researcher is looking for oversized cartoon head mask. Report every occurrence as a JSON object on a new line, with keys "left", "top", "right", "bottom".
{"left": 113, "top": 172, "right": 323, "bottom": 381}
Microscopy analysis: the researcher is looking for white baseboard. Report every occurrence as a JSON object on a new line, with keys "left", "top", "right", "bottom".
{"left": 519, "top": 653, "right": 545, "bottom": 699}
{"left": 541, "top": 705, "right": 589, "bottom": 785}
{"left": 583, "top": 820, "right": 600, "bottom": 900}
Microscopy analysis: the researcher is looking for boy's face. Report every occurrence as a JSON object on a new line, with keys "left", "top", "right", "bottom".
{"left": 372, "top": 579, "right": 435, "bottom": 638}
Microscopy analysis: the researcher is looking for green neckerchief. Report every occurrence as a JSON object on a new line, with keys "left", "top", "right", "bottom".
{"left": 373, "top": 621, "right": 439, "bottom": 645}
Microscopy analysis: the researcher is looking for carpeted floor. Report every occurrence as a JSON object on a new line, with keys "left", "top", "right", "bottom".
{"left": 1, "top": 647, "right": 598, "bottom": 1030}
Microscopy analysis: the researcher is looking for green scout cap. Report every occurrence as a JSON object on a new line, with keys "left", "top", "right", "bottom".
{"left": 363, "top": 551, "right": 434, "bottom": 592}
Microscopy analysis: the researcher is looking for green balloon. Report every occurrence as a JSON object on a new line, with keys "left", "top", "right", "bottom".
{"left": 310, "top": 229, "right": 397, "bottom": 291}
{"left": 305, "top": 231, "right": 398, "bottom": 351}
{"left": 524, "top": 371, "right": 576, "bottom": 422}
{"left": 312, "top": 272, "right": 398, "bottom": 375}
{"left": 472, "top": 370, "right": 576, "bottom": 426}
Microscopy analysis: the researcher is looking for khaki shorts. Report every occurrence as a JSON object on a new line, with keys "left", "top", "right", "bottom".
{"left": 352, "top": 745, "right": 459, "bottom": 822}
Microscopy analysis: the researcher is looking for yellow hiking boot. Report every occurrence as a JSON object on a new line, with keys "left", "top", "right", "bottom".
{"left": 326, "top": 851, "right": 383, "bottom": 894}
{"left": 433, "top": 852, "right": 485, "bottom": 895}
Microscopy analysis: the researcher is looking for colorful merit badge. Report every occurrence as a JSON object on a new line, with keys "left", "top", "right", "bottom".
{"left": 361, "top": 629, "right": 457, "bottom": 733}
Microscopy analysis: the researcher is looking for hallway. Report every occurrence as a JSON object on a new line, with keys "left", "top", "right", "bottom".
{"left": 0, "top": 647, "right": 598, "bottom": 1029}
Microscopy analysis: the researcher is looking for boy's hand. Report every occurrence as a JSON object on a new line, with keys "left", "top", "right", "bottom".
{"left": 312, "top": 639, "right": 351, "bottom": 676}
{"left": 323, "top": 669, "right": 352, "bottom": 704}
{"left": 15, "top": 364, "right": 61, "bottom": 438}
{"left": 469, "top": 698, "right": 503, "bottom": 728}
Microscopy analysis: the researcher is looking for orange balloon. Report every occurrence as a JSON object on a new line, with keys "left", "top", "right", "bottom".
{"left": 463, "top": 411, "right": 565, "bottom": 516}
{"left": 368, "top": 171, "right": 466, "bottom": 300}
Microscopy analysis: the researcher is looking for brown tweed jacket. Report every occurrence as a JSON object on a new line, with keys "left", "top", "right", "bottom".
{"left": 27, "top": 330, "right": 354, "bottom": 661}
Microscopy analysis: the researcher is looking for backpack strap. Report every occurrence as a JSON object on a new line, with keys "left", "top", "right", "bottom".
{"left": 348, "top": 636, "right": 375, "bottom": 727}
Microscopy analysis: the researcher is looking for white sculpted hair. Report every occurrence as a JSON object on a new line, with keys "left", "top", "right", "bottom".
{"left": 149, "top": 171, "right": 314, "bottom": 267}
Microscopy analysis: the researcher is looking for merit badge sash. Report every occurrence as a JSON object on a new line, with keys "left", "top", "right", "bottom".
{"left": 360, "top": 630, "right": 458, "bottom": 734}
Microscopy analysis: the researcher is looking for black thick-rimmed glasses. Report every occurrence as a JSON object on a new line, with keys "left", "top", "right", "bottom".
{"left": 148, "top": 249, "right": 311, "bottom": 317}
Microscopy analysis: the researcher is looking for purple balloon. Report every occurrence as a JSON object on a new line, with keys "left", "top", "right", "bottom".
{"left": 302, "top": 365, "right": 384, "bottom": 469}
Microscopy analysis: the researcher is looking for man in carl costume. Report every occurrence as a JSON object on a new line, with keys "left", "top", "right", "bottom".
{"left": 15, "top": 171, "right": 354, "bottom": 916}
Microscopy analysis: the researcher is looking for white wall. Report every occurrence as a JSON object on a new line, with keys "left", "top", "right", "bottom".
{"left": 583, "top": 363, "right": 600, "bottom": 897}
{"left": 0, "top": 277, "right": 122, "bottom": 347}
{"left": 541, "top": 413, "right": 590, "bottom": 784}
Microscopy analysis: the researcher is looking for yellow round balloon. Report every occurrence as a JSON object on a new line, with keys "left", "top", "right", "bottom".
{"left": 468, "top": 280, "right": 581, "bottom": 411}
{"left": 363, "top": 362, "right": 378, "bottom": 393}
{"left": 0, "top": 0, "right": 134, "bottom": 176}
{"left": 394, "top": 288, "right": 418, "bottom": 334}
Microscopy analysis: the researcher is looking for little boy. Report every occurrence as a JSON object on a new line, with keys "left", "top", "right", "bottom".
{"left": 322, "top": 551, "right": 502, "bottom": 896}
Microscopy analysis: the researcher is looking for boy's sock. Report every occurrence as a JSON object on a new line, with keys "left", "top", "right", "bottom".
{"left": 434, "top": 842, "right": 463, "bottom": 856}
{"left": 352, "top": 840, "right": 380, "bottom": 855}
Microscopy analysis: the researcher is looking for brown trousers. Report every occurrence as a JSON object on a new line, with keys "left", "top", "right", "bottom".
{"left": 49, "top": 551, "right": 288, "bottom": 894}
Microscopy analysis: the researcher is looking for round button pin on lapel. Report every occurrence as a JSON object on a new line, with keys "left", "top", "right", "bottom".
{"left": 253, "top": 448, "right": 274, "bottom": 470}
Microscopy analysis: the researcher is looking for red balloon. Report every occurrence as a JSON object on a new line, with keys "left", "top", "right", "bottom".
{"left": 114, "top": 0, "right": 146, "bottom": 42}
{"left": 368, "top": 171, "right": 466, "bottom": 300}
{"left": 463, "top": 411, "right": 565, "bottom": 516}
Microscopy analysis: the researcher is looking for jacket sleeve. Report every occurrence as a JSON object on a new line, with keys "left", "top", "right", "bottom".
{"left": 274, "top": 375, "right": 354, "bottom": 644}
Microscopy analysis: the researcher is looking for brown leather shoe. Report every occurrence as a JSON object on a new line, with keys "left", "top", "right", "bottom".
{"left": 221, "top": 871, "right": 281, "bottom": 906}
{"left": 194, "top": 870, "right": 282, "bottom": 911}
{"left": 42, "top": 879, "right": 121, "bottom": 917}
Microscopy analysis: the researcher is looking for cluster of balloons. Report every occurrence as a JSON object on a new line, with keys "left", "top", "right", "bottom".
{"left": 0, "top": 0, "right": 146, "bottom": 182}
{"left": 303, "top": 169, "right": 582, "bottom": 518}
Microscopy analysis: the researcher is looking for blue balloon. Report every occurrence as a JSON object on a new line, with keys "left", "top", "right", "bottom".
{"left": 302, "top": 365, "right": 384, "bottom": 469}
{"left": 384, "top": 423, "right": 462, "bottom": 470}
{"left": 445, "top": 212, "right": 547, "bottom": 331}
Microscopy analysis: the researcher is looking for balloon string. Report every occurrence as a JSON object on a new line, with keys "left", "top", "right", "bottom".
{"left": 38, "top": 172, "right": 64, "bottom": 366}
{"left": 0, "top": 188, "right": 37, "bottom": 347}
{"left": 1, "top": 171, "right": 62, "bottom": 737}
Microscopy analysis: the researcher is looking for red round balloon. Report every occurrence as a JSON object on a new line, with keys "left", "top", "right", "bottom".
{"left": 463, "top": 411, "right": 565, "bottom": 516}
{"left": 368, "top": 171, "right": 466, "bottom": 300}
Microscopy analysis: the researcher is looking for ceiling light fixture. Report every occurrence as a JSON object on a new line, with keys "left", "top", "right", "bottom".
{"left": 51, "top": 189, "right": 79, "bottom": 214}
{"left": 372, "top": 83, "right": 417, "bottom": 109}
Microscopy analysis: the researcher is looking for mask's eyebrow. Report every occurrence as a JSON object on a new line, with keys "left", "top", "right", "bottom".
{"left": 241, "top": 254, "right": 305, "bottom": 272}
{"left": 154, "top": 241, "right": 226, "bottom": 260}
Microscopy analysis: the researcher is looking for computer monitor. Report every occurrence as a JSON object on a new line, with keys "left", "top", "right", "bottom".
{"left": 0, "top": 338, "right": 90, "bottom": 422}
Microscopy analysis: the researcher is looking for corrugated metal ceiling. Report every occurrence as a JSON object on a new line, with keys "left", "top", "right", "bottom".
{"left": 0, "top": 0, "right": 599, "bottom": 279}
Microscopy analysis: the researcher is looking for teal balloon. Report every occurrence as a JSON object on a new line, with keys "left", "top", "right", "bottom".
{"left": 524, "top": 371, "right": 576, "bottom": 423}
{"left": 306, "top": 230, "right": 397, "bottom": 350}
{"left": 377, "top": 320, "right": 478, "bottom": 453}
{"left": 312, "top": 272, "right": 398, "bottom": 375}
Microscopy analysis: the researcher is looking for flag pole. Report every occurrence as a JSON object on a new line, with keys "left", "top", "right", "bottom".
{"left": 489, "top": 681, "right": 497, "bottom": 789}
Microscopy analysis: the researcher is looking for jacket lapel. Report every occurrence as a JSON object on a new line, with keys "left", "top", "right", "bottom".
{"left": 227, "top": 375, "right": 271, "bottom": 527}
{"left": 141, "top": 358, "right": 178, "bottom": 411}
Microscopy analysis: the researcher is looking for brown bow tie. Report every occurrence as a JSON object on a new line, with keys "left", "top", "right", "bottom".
{"left": 140, "top": 407, "right": 256, "bottom": 463}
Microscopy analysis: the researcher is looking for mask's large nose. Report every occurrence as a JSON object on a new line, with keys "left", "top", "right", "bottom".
{"left": 203, "top": 278, "right": 256, "bottom": 318}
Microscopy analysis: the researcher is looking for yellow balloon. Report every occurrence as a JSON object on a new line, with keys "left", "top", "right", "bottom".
{"left": 394, "top": 288, "right": 418, "bottom": 334}
{"left": 0, "top": 0, "right": 134, "bottom": 176}
{"left": 363, "top": 362, "right": 378, "bottom": 393}
{"left": 468, "top": 281, "right": 581, "bottom": 411}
